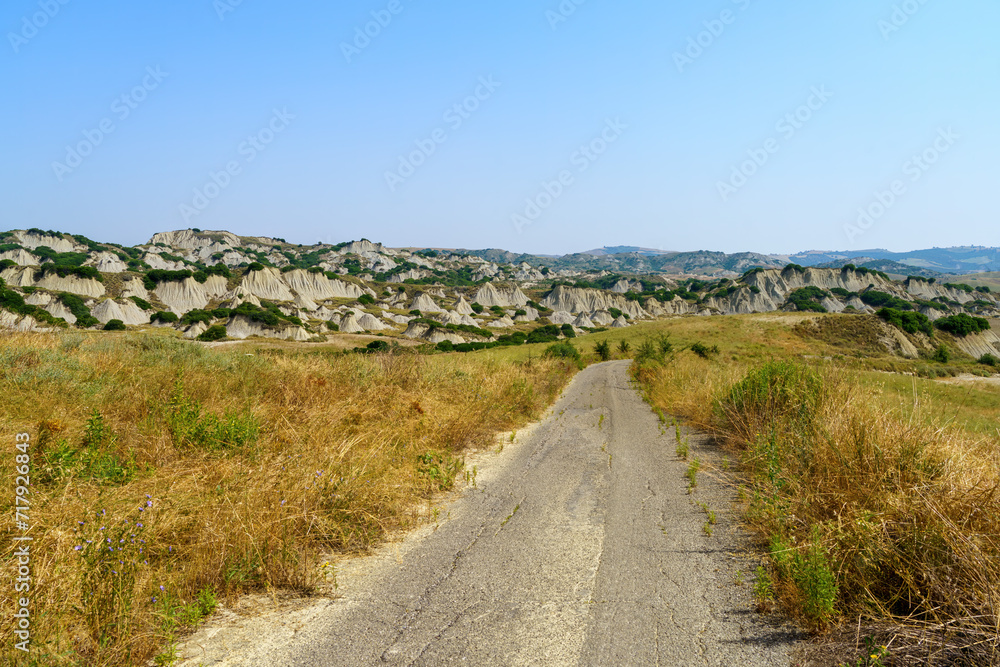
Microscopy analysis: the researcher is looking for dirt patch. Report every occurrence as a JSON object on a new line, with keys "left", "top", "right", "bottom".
{"left": 937, "top": 373, "right": 1000, "bottom": 387}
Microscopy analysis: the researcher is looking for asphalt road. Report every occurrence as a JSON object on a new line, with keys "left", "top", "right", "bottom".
{"left": 181, "top": 360, "right": 801, "bottom": 666}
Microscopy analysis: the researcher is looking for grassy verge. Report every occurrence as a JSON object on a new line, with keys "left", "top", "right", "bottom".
{"left": 0, "top": 332, "right": 577, "bottom": 666}
{"left": 629, "top": 316, "right": 1000, "bottom": 666}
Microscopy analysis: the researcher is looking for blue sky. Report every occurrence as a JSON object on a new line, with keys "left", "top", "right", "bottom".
{"left": 2, "top": 0, "right": 997, "bottom": 255}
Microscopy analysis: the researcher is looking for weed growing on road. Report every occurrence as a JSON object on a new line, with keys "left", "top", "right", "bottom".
{"left": 676, "top": 437, "right": 690, "bottom": 460}
{"left": 598, "top": 414, "right": 605, "bottom": 429}
{"left": 685, "top": 458, "right": 700, "bottom": 492}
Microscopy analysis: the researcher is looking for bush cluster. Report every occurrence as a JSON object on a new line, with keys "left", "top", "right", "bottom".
{"left": 877, "top": 307, "right": 933, "bottom": 336}
{"left": 934, "top": 313, "right": 991, "bottom": 337}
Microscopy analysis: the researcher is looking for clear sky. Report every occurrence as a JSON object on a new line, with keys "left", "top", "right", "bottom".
{"left": 2, "top": 1, "right": 997, "bottom": 255}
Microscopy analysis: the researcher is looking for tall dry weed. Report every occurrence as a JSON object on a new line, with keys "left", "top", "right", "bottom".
{"left": 0, "top": 332, "right": 575, "bottom": 666}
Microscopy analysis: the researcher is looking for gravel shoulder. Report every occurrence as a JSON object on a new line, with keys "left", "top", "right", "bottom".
{"left": 174, "top": 361, "right": 803, "bottom": 666}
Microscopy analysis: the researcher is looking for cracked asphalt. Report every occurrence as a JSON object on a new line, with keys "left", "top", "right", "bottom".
{"left": 183, "top": 360, "right": 802, "bottom": 666}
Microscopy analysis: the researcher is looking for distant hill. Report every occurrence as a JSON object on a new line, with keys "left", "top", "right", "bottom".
{"left": 578, "top": 246, "right": 675, "bottom": 257}
{"left": 455, "top": 245, "right": 1000, "bottom": 277}
{"left": 791, "top": 246, "right": 1000, "bottom": 274}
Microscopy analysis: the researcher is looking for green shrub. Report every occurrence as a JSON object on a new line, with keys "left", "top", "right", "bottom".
{"left": 877, "top": 307, "right": 933, "bottom": 336}
{"left": 935, "top": 313, "right": 991, "bottom": 337}
{"left": 770, "top": 528, "right": 838, "bottom": 628}
{"left": 436, "top": 340, "right": 454, "bottom": 352}
{"left": 246, "top": 262, "right": 265, "bottom": 272}
{"left": 931, "top": 344, "right": 951, "bottom": 364}
{"left": 979, "top": 354, "right": 998, "bottom": 368}
{"left": 196, "top": 325, "right": 227, "bottom": 342}
{"left": 129, "top": 296, "right": 152, "bottom": 311}
{"left": 496, "top": 332, "right": 527, "bottom": 346}
{"left": 325, "top": 321, "right": 339, "bottom": 331}
{"left": 358, "top": 294, "right": 375, "bottom": 305}
{"left": 471, "top": 303, "right": 484, "bottom": 314}
{"left": 716, "top": 361, "right": 823, "bottom": 439}
{"left": 59, "top": 292, "right": 100, "bottom": 328}
{"left": 145, "top": 269, "right": 193, "bottom": 286}
{"left": 103, "top": 319, "right": 127, "bottom": 331}
{"left": 151, "top": 311, "right": 179, "bottom": 324}
{"left": 690, "top": 342, "right": 720, "bottom": 358}
{"left": 165, "top": 381, "right": 259, "bottom": 452}
{"left": 860, "top": 290, "right": 912, "bottom": 311}
{"left": 35, "top": 264, "right": 103, "bottom": 282}
{"left": 560, "top": 323, "right": 576, "bottom": 338}
{"left": 786, "top": 287, "right": 828, "bottom": 313}
{"left": 526, "top": 325, "right": 560, "bottom": 344}
{"left": 595, "top": 340, "right": 611, "bottom": 361}
{"left": 180, "top": 310, "right": 214, "bottom": 326}
{"left": 543, "top": 341, "right": 580, "bottom": 361}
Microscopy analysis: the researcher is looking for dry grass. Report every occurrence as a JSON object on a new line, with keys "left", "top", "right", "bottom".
{"left": 0, "top": 332, "right": 576, "bottom": 666}
{"left": 636, "top": 338, "right": 1000, "bottom": 665}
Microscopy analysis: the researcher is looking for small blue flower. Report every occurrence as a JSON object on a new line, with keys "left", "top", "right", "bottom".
{"left": 74, "top": 545, "right": 82, "bottom": 551}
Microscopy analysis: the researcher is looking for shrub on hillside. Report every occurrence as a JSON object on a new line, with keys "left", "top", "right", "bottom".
{"left": 196, "top": 325, "right": 227, "bottom": 342}
{"left": 358, "top": 294, "right": 375, "bottom": 305}
{"left": 59, "top": 293, "right": 100, "bottom": 328}
{"left": 526, "top": 325, "right": 561, "bottom": 344}
{"left": 877, "top": 307, "right": 933, "bottom": 336}
{"left": 129, "top": 296, "right": 152, "bottom": 311}
{"left": 860, "top": 290, "right": 912, "bottom": 311}
{"left": 931, "top": 344, "right": 951, "bottom": 363}
{"left": 151, "top": 311, "right": 179, "bottom": 324}
{"left": 690, "top": 342, "right": 720, "bottom": 359}
{"left": 935, "top": 313, "right": 991, "bottom": 337}
{"left": 595, "top": 340, "right": 611, "bottom": 361}
{"left": 786, "top": 287, "right": 828, "bottom": 313}
{"left": 543, "top": 341, "right": 580, "bottom": 361}
{"left": 560, "top": 323, "right": 576, "bottom": 338}
{"left": 103, "top": 319, "right": 126, "bottom": 331}
{"left": 979, "top": 354, "right": 999, "bottom": 368}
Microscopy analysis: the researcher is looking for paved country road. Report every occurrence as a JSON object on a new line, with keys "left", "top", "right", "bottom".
{"left": 177, "top": 361, "right": 803, "bottom": 666}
